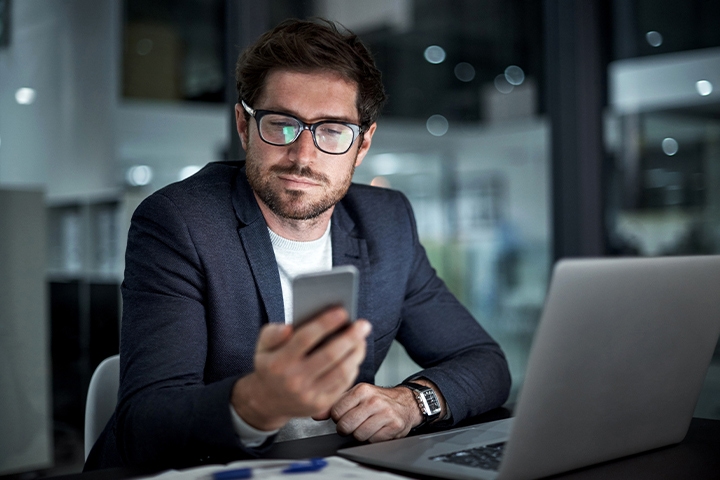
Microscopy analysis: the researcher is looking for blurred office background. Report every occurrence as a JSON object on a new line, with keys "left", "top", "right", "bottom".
{"left": 1, "top": 0, "right": 719, "bottom": 476}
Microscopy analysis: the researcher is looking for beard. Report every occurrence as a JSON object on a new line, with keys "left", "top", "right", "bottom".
{"left": 246, "top": 149, "right": 356, "bottom": 221}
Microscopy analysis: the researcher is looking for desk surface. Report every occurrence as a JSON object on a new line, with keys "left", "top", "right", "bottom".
{"left": 59, "top": 413, "right": 720, "bottom": 480}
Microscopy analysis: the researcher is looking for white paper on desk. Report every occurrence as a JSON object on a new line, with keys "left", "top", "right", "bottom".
{"left": 145, "top": 456, "right": 406, "bottom": 479}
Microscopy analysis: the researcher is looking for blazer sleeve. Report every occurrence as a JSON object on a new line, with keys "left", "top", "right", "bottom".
{"left": 393, "top": 193, "right": 512, "bottom": 423}
{"left": 115, "top": 192, "right": 269, "bottom": 468}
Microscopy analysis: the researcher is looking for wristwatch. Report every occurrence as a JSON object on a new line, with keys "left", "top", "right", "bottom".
{"left": 402, "top": 381, "right": 442, "bottom": 428}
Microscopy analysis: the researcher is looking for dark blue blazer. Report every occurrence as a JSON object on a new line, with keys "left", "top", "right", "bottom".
{"left": 86, "top": 161, "right": 510, "bottom": 470}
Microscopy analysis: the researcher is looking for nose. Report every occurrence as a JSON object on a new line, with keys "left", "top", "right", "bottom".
{"left": 288, "top": 129, "right": 317, "bottom": 165}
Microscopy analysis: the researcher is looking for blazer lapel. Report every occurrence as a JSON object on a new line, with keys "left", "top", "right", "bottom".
{"left": 331, "top": 200, "right": 375, "bottom": 382}
{"left": 232, "top": 165, "right": 285, "bottom": 325}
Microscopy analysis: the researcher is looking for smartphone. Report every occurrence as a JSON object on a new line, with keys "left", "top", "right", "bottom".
{"left": 292, "top": 265, "right": 359, "bottom": 328}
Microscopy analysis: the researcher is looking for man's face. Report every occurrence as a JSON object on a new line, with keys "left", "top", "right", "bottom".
{"left": 236, "top": 69, "right": 376, "bottom": 221}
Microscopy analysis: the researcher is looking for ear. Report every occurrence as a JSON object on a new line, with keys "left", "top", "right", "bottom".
{"left": 235, "top": 103, "right": 249, "bottom": 151}
{"left": 353, "top": 122, "right": 377, "bottom": 168}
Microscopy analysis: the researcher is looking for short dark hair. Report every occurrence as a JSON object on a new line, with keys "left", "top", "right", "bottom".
{"left": 235, "top": 18, "right": 386, "bottom": 131}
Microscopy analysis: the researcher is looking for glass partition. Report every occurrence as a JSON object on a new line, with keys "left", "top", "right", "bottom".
{"left": 608, "top": 0, "right": 720, "bottom": 419}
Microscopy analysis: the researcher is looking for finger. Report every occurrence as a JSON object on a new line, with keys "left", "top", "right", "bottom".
{"left": 332, "top": 385, "right": 384, "bottom": 435}
{"left": 306, "top": 345, "right": 366, "bottom": 413}
{"left": 329, "top": 384, "right": 364, "bottom": 422}
{"left": 304, "top": 320, "right": 371, "bottom": 379}
{"left": 257, "top": 323, "right": 293, "bottom": 353}
{"left": 367, "top": 423, "right": 409, "bottom": 443}
{"left": 288, "top": 307, "right": 350, "bottom": 356}
{"left": 348, "top": 402, "right": 409, "bottom": 442}
{"left": 311, "top": 408, "right": 332, "bottom": 421}
{"left": 345, "top": 408, "right": 403, "bottom": 442}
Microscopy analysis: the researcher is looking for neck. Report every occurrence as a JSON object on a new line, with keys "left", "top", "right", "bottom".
{"left": 255, "top": 193, "right": 333, "bottom": 241}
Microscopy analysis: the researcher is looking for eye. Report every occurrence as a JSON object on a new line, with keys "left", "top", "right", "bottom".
{"left": 318, "top": 124, "right": 348, "bottom": 137}
{"left": 268, "top": 119, "right": 296, "bottom": 129}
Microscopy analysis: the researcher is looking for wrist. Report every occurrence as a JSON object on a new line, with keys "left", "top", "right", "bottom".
{"left": 231, "top": 375, "right": 291, "bottom": 432}
{"left": 395, "top": 385, "right": 425, "bottom": 428}
{"left": 400, "top": 380, "right": 443, "bottom": 429}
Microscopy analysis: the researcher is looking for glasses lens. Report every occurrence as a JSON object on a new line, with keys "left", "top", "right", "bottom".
{"left": 259, "top": 114, "right": 300, "bottom": 145}
{"left": 315, "top": 123, "right": 355, "bottom": 154}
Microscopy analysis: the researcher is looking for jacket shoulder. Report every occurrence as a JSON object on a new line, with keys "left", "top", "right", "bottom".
{"left": 340, "top": 183, "right": 415, "bottom": 237}
{"left": 156, "top": 161, "right": 241, "bottom": 201}
{"left": 344, "top": 183, "right": 409, "bottom": 209}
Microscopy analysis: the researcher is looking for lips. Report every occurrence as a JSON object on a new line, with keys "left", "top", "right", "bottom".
{"left": 269, "top": 164, "right": 329, "bottom": 185}
{"left": 277, "top": 174, "right": 321, "bottom": 188}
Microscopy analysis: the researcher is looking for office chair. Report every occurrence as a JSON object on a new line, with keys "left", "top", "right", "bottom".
{"left": 84, "top": 354, "right": 120, "bottom": 460}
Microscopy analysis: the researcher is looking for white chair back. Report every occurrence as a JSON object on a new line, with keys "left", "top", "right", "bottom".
{"left": 84, "top": 354, "right": 120, "bottom": 460}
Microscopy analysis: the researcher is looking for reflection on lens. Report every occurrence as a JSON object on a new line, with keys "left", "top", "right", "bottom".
{"left": 282, "top": 126, "right": 295, "bottom": 143}
{"left": 426, "top": 115, "right": 449, "bottom": 136}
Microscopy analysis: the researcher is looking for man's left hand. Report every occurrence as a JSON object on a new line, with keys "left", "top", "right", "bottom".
{"left": 313, "top": 382, "right": 441, "bottom": 442}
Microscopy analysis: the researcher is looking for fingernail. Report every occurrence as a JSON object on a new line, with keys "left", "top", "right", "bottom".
{"left": 358, "top": 321, "right": 372, "bottom": 336}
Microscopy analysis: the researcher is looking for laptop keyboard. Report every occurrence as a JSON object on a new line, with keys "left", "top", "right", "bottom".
{"left": 429, "top": 442, "right": 506, "bottom": 471}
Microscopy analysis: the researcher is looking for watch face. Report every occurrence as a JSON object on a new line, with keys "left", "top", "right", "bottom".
{"left": 420, "top": 390, "right": 442, "bottom": 416}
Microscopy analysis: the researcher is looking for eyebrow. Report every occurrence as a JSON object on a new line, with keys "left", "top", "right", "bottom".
{"left": 259, "top": 105, "right": 359, "bottom": 125}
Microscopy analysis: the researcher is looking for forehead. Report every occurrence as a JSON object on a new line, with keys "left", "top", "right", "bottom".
{"left": 257, "top": 69, "right": 360, "bottom": 122}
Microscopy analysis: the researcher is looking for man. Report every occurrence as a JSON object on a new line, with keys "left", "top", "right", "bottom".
{"left": 86, "top": 18, "right": 510, "bottom": 470}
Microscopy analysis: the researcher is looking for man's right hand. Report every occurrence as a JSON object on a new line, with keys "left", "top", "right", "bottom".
{"left": 230, "top": 307, "right": 371, "bottom": 432}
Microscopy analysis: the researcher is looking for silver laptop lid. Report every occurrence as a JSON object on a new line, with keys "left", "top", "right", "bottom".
{"left": 500, "top": 255, "right": 720, "bottom": 479}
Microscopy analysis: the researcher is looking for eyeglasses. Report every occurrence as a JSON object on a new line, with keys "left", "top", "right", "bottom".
{"left": 241, "top": 100, "right": 362, "bottom": 155}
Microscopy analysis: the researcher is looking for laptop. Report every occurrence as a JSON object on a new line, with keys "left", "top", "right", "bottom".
{"left": 339, "top": 255, "right": 720, "bottom": 479}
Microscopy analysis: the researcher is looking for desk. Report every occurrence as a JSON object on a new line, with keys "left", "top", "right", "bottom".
{"left": 55, "top": 412, "right": 720, "bottom": 480}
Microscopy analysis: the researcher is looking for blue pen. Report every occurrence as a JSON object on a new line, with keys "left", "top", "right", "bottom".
{"left": 211, "top": 458, "right": 328, "bottom": 479}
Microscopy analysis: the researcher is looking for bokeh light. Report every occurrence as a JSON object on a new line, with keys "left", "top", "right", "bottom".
{"left": 424, "top": 45, "right": 446, "bottom": 64}
{"left": 662, "top": 138, "right": 679, "bottom": 156}
{"left": 15, "top": 87, "right": 36, "bottom": 105}
{"left": 494, "top": 74, "right": 514, "bottom": 94}
{"left": 454, "top": 62, "right": 476, "bottom": 82}
{"left": 179, "top": 165, "right": 202, "bottom": 180}
{"left": 126, "top": 165, "right": 153, "bottom": 186}
{"left": 696, "top": 80, "right": 713, "bottom": 96}
{"left": 504, "top": 66, "right": 525, "bottom": 86}
{"left": 426, "top": 115, "right": 449, "bottom": 136}
{"left": 646, "top": 31, "right": 663, "bottom": 47}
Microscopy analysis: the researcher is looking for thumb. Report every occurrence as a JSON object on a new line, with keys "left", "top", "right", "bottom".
{"left": 257, "top": 323, "right": 292, "bottom": 352}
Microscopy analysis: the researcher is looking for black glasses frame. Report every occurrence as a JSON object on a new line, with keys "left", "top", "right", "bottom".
{"left": 241, "top": 100, "right": 362, "bottom": 155}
